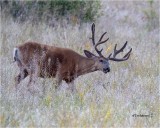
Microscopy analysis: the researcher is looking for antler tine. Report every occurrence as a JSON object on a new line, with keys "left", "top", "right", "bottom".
{"left": 95, "top": 38, "right": 109, "bottom": 57}
{"left": 90, "top": 23, "right": 95, "bottom": 45}
{"left": 108, "top": 42, "right": 132, "bottom": 61}
{"left": 98, "top": 32, "right": 107, "bottom": 42}
{"left": 95, "top": 29, "right": 109, "bottom": 57}
{"left": 123, "top": 48, "right": 132, "bottom": 58}
{"left": 113, "top": 41, "right": 128, "bottom": 57}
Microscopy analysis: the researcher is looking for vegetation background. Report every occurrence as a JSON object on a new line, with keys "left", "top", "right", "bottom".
{"left": 0, "top": 0, "right": 159, "bottom": 127}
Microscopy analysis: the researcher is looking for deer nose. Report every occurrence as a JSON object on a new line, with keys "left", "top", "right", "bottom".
{"left": 106, "top": 67, "right": 110, "bottom": 72}
{"left": 103, "top": 67, "right": 110, "bottom": 73}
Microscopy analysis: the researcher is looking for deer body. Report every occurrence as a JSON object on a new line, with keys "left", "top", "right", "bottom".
{"left": 14, "top": 23, "right": 132, "bottom": 90}
{"left": 14, "top": 42, "right": 100, "bottom": 86}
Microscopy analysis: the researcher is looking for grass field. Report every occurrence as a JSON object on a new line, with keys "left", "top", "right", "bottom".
{"left": 0, "top": 1, "right": 159, "bottom": 127}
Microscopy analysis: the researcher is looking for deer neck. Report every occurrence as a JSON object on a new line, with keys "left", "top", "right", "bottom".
{"left": 76, "top": 57, "right": 97, "bottom": 77}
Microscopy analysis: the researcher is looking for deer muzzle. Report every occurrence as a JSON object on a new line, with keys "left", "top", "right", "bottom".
{"left": 103, "top": 67, "right": 110, "bottom": 73}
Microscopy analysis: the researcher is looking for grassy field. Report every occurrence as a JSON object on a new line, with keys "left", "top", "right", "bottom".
{"left": 0, "top": 1, "right": 159, "bottom": 127}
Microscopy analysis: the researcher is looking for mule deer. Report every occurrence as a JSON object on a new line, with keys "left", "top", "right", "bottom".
{"left": 13, "top": 23, "right": 132, "bottom": 90}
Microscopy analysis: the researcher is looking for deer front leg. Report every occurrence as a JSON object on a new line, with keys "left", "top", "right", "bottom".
{"left": 68, "top": 81, "right": 77, "bottom": 93}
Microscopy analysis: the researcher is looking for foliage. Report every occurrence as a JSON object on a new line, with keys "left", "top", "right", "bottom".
{"left": 1, "top": 0, "right": 101, "bottom": 25}
{"left": 143, "top": 0, "right": 159, "bottom": 31}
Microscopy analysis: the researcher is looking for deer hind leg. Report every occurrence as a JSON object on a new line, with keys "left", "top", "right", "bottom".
{"left": 27, "top": 72, "right": 35, "bottom": 93}
{"left": 15, "top": 69, "right": 28, "bottom": 88}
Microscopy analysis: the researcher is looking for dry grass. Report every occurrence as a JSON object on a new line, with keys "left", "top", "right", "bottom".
{"left": 0, "top": 1, "right": 159, "bottom": 127}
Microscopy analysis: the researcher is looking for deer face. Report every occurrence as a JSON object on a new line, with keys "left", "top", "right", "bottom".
{"left": 97, "top": 57, "right": 110, "bottom": 73}
{"left": 84, "top": 50, "right": 110, "bottom": 73}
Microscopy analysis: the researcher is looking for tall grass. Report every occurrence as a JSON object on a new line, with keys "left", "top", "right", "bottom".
{"left": 0, "top": 1, "right": 159, "bottom": 127}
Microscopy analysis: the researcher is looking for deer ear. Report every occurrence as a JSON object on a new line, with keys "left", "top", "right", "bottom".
{"left": 84, "top": 50, "right": 96, "bottom": 58}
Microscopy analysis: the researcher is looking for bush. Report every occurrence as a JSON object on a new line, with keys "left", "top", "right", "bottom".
{"left": 1, "top": 0, "right": 101, "bottom": 25}
{"left": 143, "top": 0, "right": 159, "bottom": 31}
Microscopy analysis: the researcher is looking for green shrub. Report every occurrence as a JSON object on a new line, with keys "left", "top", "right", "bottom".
{"left": 1, "top": 0, "right": 101, "bottom": 25}
{"left": 143, "top": 0, "right": 159, "bottom": 31}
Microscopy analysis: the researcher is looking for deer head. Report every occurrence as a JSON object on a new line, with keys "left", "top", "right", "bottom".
{"left": 84, "top": 23, "right": 132, "bottom": 73}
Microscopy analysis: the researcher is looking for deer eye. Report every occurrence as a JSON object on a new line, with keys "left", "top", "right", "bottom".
{"left": 99, "top": 59, "right": 103, "bottom": 62}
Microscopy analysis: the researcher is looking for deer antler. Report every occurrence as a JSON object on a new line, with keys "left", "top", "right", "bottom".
{"left": 89, "top": 23, "right": 132, "bottom": 61}
{"left": 107, "top": 42, "right": 132, "bottom": 61}
{"left": 90, "top": 23, "right": 109, "bottom": 58}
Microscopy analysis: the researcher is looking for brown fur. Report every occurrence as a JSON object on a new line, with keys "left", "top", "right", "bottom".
{"left": 14, "top": 42, "right": 99, "bottom": 87}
